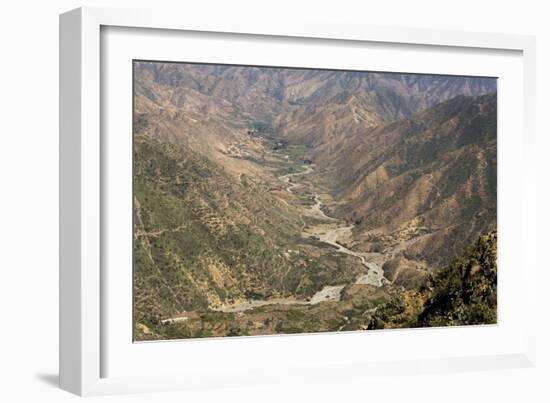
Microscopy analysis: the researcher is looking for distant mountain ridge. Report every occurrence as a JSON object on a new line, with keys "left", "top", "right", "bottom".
{"left": 135, "top": 62, "right": 496, "bottom": 127}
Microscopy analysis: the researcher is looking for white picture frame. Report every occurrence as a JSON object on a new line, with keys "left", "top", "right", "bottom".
{"left": 60, "top": 6, "right": 537, "bottom": 396}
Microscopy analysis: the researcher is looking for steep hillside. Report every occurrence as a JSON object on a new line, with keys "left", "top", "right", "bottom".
{"left": 133, "top": 133, "right": 366, "bottom": 328}
{"left": 325, "top": 94, "right": 497, "bottom": 267}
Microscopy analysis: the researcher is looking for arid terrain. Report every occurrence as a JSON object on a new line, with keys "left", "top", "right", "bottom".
{"left": 133, "top": 62, "right": 497, "bottom": 340}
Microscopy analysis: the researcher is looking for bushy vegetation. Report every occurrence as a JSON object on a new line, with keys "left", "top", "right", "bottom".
{"left": 362, "top": 231, "right": 497, "bottom": 330}
{"left": 417, "top": 231, "right": 497, "bottom": 326}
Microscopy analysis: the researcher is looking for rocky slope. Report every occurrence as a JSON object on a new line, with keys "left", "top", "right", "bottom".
{"left": 331, "top": 93, "right": 497, "bottom": 266}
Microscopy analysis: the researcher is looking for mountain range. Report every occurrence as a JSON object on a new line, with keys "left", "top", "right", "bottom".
{"left": 133, "top": 61, "right": 497, "bottom": 340}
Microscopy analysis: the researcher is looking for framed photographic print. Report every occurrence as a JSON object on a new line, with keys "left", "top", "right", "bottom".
{"left": 60, "top": 7, "right": 537, "bottom": 396}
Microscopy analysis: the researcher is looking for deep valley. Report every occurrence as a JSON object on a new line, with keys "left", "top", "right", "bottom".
{"left": 132, "top": 62, "right": 497, "bottom": 340}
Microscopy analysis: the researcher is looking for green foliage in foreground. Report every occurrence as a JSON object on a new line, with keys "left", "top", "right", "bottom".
{"left": 417, "top": 231, "right": 497, "bottom": 326}
{"left": 365, "top": 231, "right": 497, "bottom": 330}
